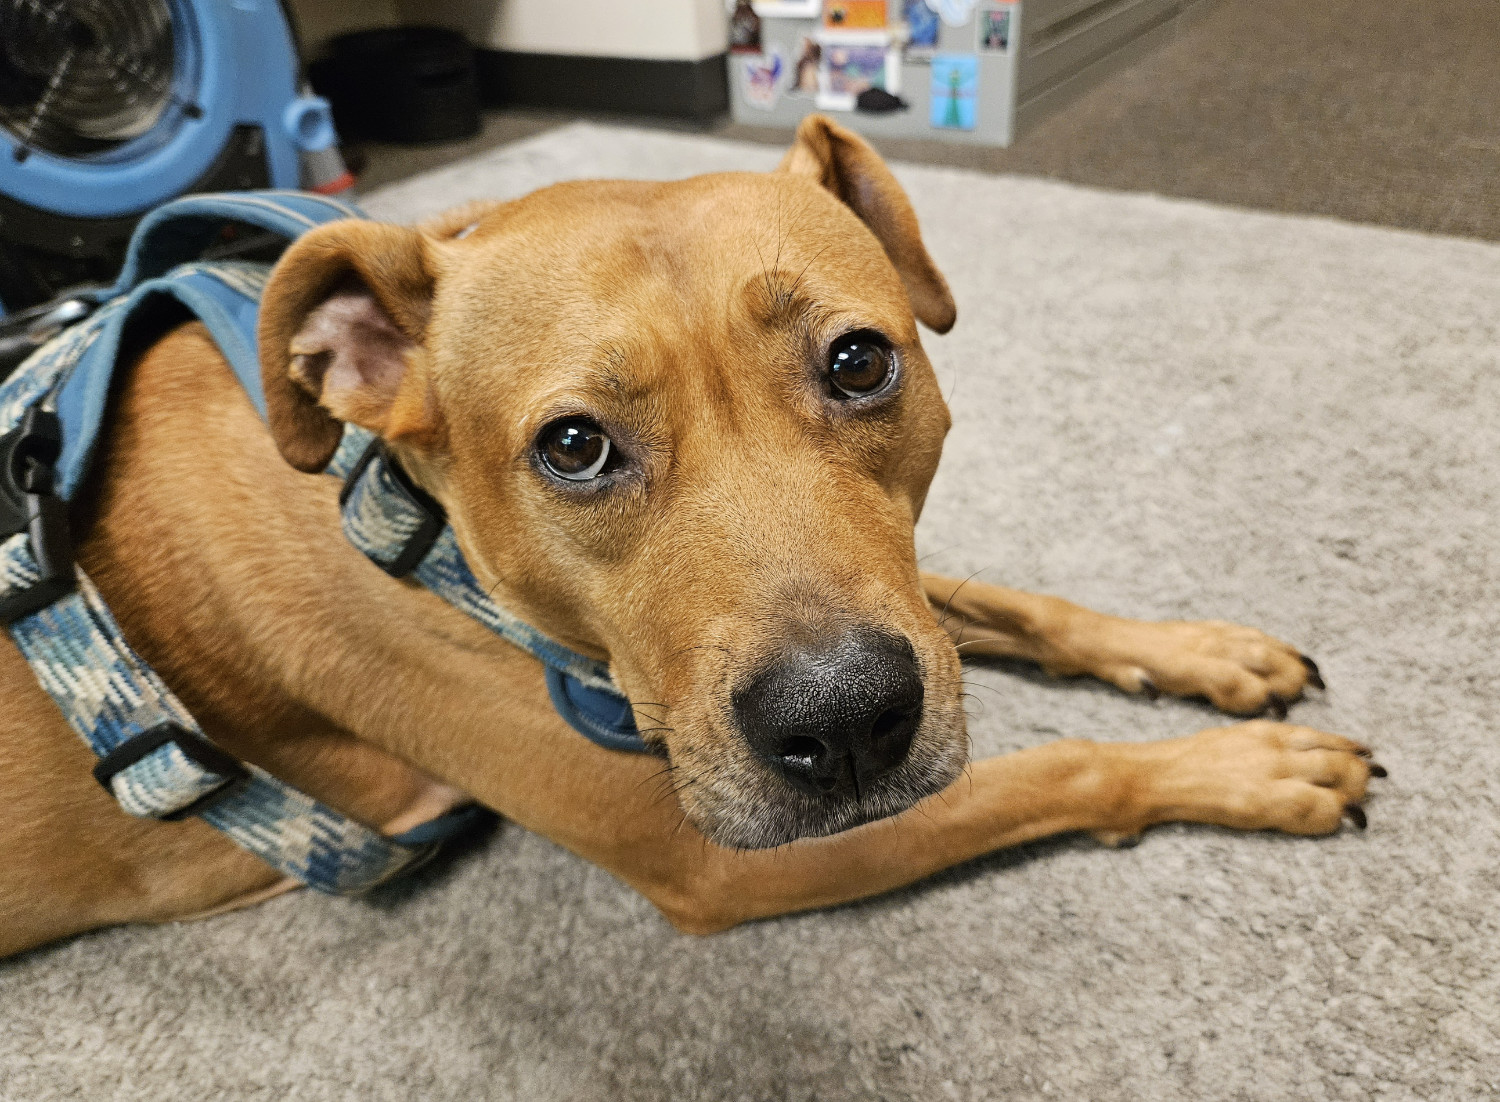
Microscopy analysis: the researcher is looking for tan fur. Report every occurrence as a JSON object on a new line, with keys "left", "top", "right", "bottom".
{"left": 0, "top": 117, "right": 1370, "bottom": 956}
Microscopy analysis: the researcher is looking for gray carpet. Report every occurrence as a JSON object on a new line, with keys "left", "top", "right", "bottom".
{"left": 4, "top": 124, "right": 1498, "bottom": 1100}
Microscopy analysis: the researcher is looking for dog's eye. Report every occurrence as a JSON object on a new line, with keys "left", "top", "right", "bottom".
{"left": 828, "top": 332, "right": 894, "bottom": 398}
{"left": 538, "top": 419, "right": 613, "bottom": 481}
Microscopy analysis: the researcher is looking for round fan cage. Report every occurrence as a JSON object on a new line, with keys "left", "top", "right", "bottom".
{"left": 0, "top": 0, "right": 185, "bottom": 161}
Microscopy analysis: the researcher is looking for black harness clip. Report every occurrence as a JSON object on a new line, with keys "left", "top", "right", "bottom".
{"left": 0, "top": 407, "right": 76, "bottom": 623}
{"left": 339, "top": 435, "right": 446, "bottom": 577}
{"left": 92, "top": 723, "right": 250, "bottom": 821}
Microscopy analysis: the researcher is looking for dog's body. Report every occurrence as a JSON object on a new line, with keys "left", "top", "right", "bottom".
{"left": 0, "top": 118, "right": 1373, "bottom": 958}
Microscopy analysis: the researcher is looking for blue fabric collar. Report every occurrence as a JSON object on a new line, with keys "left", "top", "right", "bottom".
{"left": 332, "top": 430, "right": 647, "bottom": 752}
{"left": 0, "top": 191, "right": 648, "bottom": 899}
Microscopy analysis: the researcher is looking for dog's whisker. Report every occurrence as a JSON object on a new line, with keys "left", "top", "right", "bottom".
{"left": 960, "top": 679, "right": 1006, "bottom": 699}
{"left": 642, "top": 764, "right": 687, "bottom": 810}
{"left": 752, "top": 233, "right": 771, "bottom": 300}
{"left": 917, "top": 544, "right": 960, "bottom": 565}
{"left": 772, "top": 191, "right": 785, "bottom": 285}
{"left": 657, "top": 771, "right": 706, "bottom": 818}
{"left": 943, "top": 361, "right": 962, "bottom": 407}
{"left": 936, "top": 569, "right": 985, "bottom": 632}
{"left": 784, "top": 240, "right": 835, "bottom": 304}
{"left": 633, "top": 767, "right": 677, "bottom": 799}
{"left": 649, "top": 780, "right": 686, "bottom": 813}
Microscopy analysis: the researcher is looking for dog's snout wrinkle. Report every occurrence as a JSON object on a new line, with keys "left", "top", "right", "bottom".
{"left": 732, "top": 627, "right": 924, "bottom": 800}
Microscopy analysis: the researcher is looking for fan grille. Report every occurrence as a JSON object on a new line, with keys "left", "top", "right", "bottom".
{"left": 0, "top": 0, "right": 178, "bottom": 159}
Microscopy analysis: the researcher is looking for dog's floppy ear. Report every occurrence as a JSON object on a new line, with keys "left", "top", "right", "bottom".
{"left": 779, "top": 114, "right": 956, "bottom": 333}
{"left": 259, "top": 220, "right": 443, "bottom": 472}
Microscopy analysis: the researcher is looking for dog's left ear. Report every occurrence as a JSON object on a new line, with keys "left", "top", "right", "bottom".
{"left": 259, "top": 220, "right": 444, "bottom": 472}
{"left": 780, "top": 114, "right": 956, "bottom": 333}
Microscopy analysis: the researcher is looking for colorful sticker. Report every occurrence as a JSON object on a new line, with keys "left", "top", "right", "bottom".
{"left": 927, "top": 0, "right": 977, "bottom": 27}
{"left": 904, "top": 0, "right": 939, "bottom": 52}
{"left": 741, "top": 49, "right": 785, "bottom": 109}
{"left": 824, "top": 0, "right": 888, "bottom": 29}
{"left": 929, "top": 53, "right": 978, "bottom": 129}
{"left": 977, "top": 3, "right": 1012, "bottom": 50}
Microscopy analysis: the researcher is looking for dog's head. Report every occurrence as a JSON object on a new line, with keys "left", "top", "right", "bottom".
{"left": 260, "top": 116, "right": 966, "bottom": 847}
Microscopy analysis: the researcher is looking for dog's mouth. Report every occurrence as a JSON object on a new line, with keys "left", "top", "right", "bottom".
{"left": 667, "top": 719, "right": 968, "bottom": 849}
{"left": 644, "top": 628, "right": 970, "bottom": 849}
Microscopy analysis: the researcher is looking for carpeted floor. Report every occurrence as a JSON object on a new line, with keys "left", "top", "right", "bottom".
{"left": 3, "top": 124, "right": 1498, "bottom": 1100}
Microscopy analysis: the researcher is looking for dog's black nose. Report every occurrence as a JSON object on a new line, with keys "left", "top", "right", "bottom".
{"left": 733, "top": 629, "right": 924, "bottom": 799}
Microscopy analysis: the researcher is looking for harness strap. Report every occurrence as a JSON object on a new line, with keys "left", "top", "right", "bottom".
{"left": 0, "top": 188, "right": 649, "bottom": 900}
{"left": 110, "top": 191, "right": 365, "bottom": 293}
{"left": 0, "top": 539, "right": 429, "bottom": 892}
{"left": 0, "top": 197, "right": 466, "bottom": 895}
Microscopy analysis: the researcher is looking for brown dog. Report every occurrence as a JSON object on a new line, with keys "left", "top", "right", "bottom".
{"left": 0, "top": 116, "right": 1374, "bottom": 957}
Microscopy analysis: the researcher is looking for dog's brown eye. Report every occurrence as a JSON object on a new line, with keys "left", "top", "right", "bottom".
{"left": 539, "top": 419, "right": 612, "bottom": 481}
{"left": 828, "top": 333, "right": 894, "bottom": 398}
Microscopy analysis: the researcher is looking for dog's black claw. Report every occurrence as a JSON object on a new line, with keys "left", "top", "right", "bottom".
{"left": 1116, "top": 835, "right": 1141, "bottom": 849}
{"left": 1300, "top": 655, "right": 1325, "bottom": 690}
{"left": 1140, "top": 675, "right": 1161, "bottom": 702}
{"left": 1265, "top": 692, "right": 1289, "bottom": 720}
{"left": 1369, "top": 763, "right": 1388, "bottom": 778}
{"left": 1344, "top": 804, "right": 1367, "bottom": 830}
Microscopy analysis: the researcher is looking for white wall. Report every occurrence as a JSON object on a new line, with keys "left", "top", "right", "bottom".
{"left": 405, "top": 0, "right": 729, "bottom": 61}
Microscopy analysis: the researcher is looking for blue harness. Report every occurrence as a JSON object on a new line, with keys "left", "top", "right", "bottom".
{"left": 0, "top": 192, "right": 647, "bottom": 896}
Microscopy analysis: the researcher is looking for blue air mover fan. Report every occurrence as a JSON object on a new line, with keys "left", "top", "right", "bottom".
{"left": 0, "top": 0, "right": 335, "bottom": 313}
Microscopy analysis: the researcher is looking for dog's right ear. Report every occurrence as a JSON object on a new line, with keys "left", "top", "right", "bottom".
{"left": 259, "top": 220, "right": 442, "bottom": 472}
{"left": 780, "top": 114, "right": 956, "bottom": 333}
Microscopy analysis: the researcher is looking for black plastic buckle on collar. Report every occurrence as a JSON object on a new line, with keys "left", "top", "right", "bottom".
{"left": 0, "top": 407, "right": 76, "bottom": 623}
{"left": 338, "top": 436, "right": 446, "bottom": 578}
{"left": 92, "top": 723, "right": 250, "bottom": 821}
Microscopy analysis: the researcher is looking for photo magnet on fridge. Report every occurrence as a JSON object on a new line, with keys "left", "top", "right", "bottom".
{"left": 817, "top": 30, "right": 899, "bottom": 111}
{"left": 929, "top": 53, "right": 978, "bottom": 129}
{"left": 978, "top": 3, "right": 1012, "bottom": 50}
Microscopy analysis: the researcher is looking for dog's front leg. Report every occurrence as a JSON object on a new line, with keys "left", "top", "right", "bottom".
{"left": 921, "top": 572, "right": 1318, "bottom": 716}
{"left": 524, "top": 718, "right": 1371, "bottom": 934}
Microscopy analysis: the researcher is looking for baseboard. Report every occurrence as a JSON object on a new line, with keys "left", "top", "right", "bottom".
{"left": 476, "top": 50, "right": 729, "bottom": 122}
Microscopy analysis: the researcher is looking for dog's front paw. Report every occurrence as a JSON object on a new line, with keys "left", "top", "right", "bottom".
{"left": 1053, "top": 615, "right": 1323, "bottom": 717}
{"left": 1096, "top": 721, "right": 1383, "bottom": 843}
